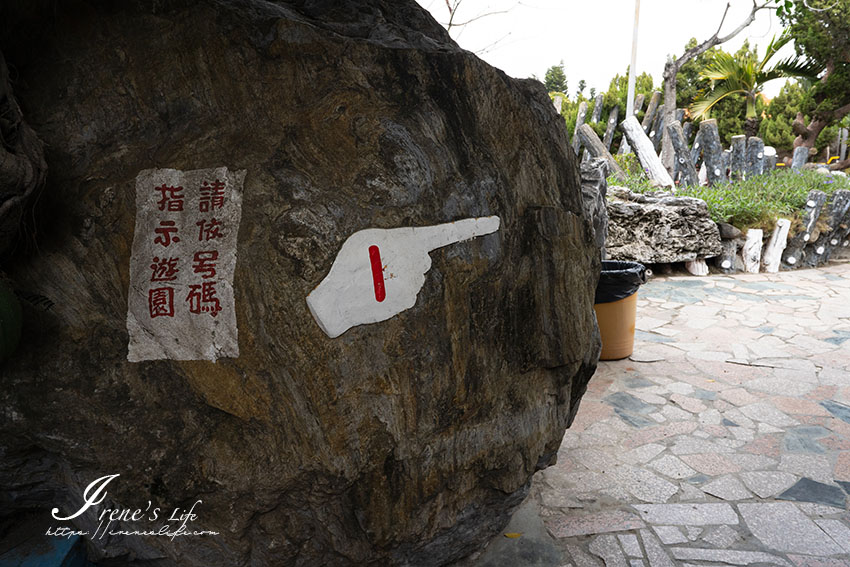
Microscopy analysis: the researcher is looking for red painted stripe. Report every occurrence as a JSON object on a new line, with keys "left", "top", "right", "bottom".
{"left": 368, "top": 245, "right": 386, "bottom": 302}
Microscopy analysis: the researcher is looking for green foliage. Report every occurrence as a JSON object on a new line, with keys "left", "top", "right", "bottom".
{"left": 609, "top": 168, "right": 850, "bottom": 231}
{"left": 676, "top": 40, "right": 765, "bottom": 145}
{"left": 596, "top": 68, "right": 655, "bottom": 149}
{"left": 778, "top": 0, "right": 850, "bottom": 131}
{"left": 577, "top": 79, "right": 586, "bottom": 98}
{"left": 691, "top": 32, "right": 820, "bottom": 122}
{"left": 544, "top": 61, "right": 567, "bottom": 94}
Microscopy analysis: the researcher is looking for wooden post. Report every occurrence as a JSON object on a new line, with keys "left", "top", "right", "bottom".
{"left": 602, "top": 105, "right": 619, "bottom": 151}
{"left": 811, "top": 189, "right": 850, "bottom": 265}
{"left": 764, "top": 147, "right": 778, "bottom": 171}
{"left": 641, "top": 91, "right": 662, "bottom": 134}
{"left": 577, "top": 124, "right": 626, "bottom": 182}
{"left": 791, "top": 146, "right": 808, "bottom": 170}
{"left": 620, "top": 115, "right": 674, "bottom": 187}
{"left": 572, "top": 101, "right": 589, "bottom": 154}
{"left": 553, "top": 94, "right": 564, "bottom": 114}
{"left": 683, "top": 121, "right": 693, "bottom": 144}
{"left": 715, "top": 240, "right": 738, "bottom": 273}
{"left": 763, "top": 219, "right": 791, "bottom": 273}
{"left": 690, "top": 129, "right": 703, "bottom": 167}
{"left": 591, "top": 93, "right": 604, "bottom": 123}
{"left": 743, "top": 229, "right": 763, "bottom": 273}
{"left": 746, "top": 137, "right": 765, "bottom": 178}
{"left": 762, "top": 219, "right": 791, "bottom": 274}
{"left": 668, "top": 121, "right": 699, "bottom": 187}
{"left": 730, "top": 135, "right": 746, "bottom": 181}
{"left": 650, "top": 113, "right": 664, "bottom": 152}
{"left": 722, "top": 149, "right": 731, "bottom": 177}
{"left": 619, "top": 94, "right": 646, "bottom": 155}
{"left": 782, "top": 190, "right": 827, "bottom": 268}
{"left": 699, "top": 119, "right": 726, "bottom": 185}
{"left": 685, "top": 259, "right": 709, "bottom": 276}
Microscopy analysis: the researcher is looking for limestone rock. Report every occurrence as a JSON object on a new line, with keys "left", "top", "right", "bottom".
{"left": 580, "top": 158, "right": 610, "bottom": 254}
{"left": 605, "top": 187, "right": 722, "bottom": 263}
{"left": 0, "top": 1, "right": 601, "bottom": 566}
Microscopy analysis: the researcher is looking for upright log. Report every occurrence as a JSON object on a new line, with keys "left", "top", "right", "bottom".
{"left": 764, "top": 146, "right": 778, "bottom": 171}
{"left": 685, "top": 259, "right": 709, "bottom": 276}
{"left": 620, "top": 115, "right": 674, "bottom": 187}
{"left": 763, "top": 219, "right": 791, "bottom": 273}
{"left": 743, "top": 229, "right": 763, "bottom": 273}
{"left": 813, "top": 189, "right": 850, "bottom": 265}
{"left": 602, "top": 105, "right": 619, "bottom": 151}
{"left": 699, "top": 119, "right": 726, "bottom": 185}
{"left": 690, "top": 129, "right": 703, "bottom": 166}
{"left": 634, "top": 93, "right": 646, "bottom": 114}
{"left": 746, "top": 136, "right": 765, "bottom": 178}
{"left": 642, "top": 91, "right": 662, "bottom": 134}
{"left": 715, "top": 240, "right": 739, "bottom": 273}
{"left": 619, "top": 94, "right": 646, "bottom": 155}
{"left": 782, "top": 190, "right": 827, "bottom": 268}
{"left": 572, "top": 101, "right": 589, "bottom": 154}
{"left": 683, "top": 121, "right": 693, "bottom": 144}
{"left": 729, "top": 135, "right": 746, "bottom": 181}
{"left": 791, "top": 146, "right": 808, "bottom": 170}
{"left": 650, "top": 113, "right": 664, "bottom": 152}
{"left": 668, "top": 121, "right": 699, "bottom": 187}
{"left": 591, "top": 93, "right": 604, "bottom": 123}
{"left": 552, "top": 94, "right": 564, "bottom": 114}
{"left": 577, "top": 124, "right": 626, "bottom": 182}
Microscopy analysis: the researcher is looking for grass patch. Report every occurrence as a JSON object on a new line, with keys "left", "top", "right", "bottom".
{"left": 608, "top": 166, "right": 850, "bottom": 232}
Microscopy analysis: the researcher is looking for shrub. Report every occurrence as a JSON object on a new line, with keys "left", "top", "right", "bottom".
{"left": 607, "top": 167, "right": 850, "bottom": 232}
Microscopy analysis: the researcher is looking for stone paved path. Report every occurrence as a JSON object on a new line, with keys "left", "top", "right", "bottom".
{"left": 466, "top": 261, "right": 850, "bottom": 567}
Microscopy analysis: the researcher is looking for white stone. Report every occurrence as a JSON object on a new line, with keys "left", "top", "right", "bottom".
{"left": 739, "top": 502, "right": 844, "bottom": 556}
{"left": 700, "top": 476, "right": 752, "bottom": 501}
{"left": 306, "top": 216, "right": 500, "bottom": 338}
{"left": 652, "top": 525, "right": 687, "bottom": 545}
{"left": 127, "top": 167, "right": 245, "bottom": 362}
{"left": 763, "top": 219, "right": 790, "bottom": 273}
{"left": 633, "top": 504, "right": 738, "bottom": 526}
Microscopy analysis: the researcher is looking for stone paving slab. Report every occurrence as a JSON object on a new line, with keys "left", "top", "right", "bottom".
{"left": 459, "top": 262, "right": 850, "bottom": 567}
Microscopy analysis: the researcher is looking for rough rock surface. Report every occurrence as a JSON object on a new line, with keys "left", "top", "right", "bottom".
{"left": 605, "top": 187, "right": 722, "bottom": 263}
{"left": 580, "top": 158, "right": 609, "bottom": 255}
{"left": 0, "top": 1, "right": 601, "bottom": 566}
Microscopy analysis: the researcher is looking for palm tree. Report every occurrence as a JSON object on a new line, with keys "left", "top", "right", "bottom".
{"left": 690, "top": 32, "right": 822, "bottom": 137}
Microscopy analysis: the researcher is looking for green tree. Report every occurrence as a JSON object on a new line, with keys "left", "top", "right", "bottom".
{"left": 597, "top": 68, "right": 655, "bottom": 149}
{"left": 690, "top": 33, "right": 820, "bottom": 137}
{"left": 544, "top": 61, "right": 567, "bottom": 94}
{"left": 779, "top": 0, "right": 850, "bottom": 168}
{"left": 589, "top": 87, "right": 596, "bottom": 100}
{"left": 577, "top": 79, "right": 586, "bottom": 98}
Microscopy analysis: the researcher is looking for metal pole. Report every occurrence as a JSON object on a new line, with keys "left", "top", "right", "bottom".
{"left": 626, "top": 0, "right": 640, "bottom": 117}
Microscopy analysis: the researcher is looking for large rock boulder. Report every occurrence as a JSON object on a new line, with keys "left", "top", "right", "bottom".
{"left": 0, "top": 1, "right": 601, "bottom": 566}
{"left": 606, "top": 187, "right": 722, "bottom": 264}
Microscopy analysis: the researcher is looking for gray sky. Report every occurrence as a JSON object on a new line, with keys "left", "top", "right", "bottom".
{"left": 415, "top": 0, "right": 794, "bottom": 98}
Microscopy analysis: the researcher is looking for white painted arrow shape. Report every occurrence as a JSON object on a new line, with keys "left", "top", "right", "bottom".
{"left": 306, "top": 216, "right": 500, "bottom": 338}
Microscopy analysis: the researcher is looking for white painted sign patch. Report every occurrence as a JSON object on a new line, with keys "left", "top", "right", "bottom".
{"left": 127, "top": 167, "right": 245, "bottom": 362}
{"left": 307, "top": 216, "right": 500, "bottom": 338}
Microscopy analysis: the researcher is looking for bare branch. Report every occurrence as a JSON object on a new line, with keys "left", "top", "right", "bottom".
{"left": 447, "top": 10, "right": 510, "bottom": 28}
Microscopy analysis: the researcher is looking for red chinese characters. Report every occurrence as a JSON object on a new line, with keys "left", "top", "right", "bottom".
{"left": 196, "top": 218, "right": 224, "bottom": 241}
{"left": 192, "top": 250, "right": 218, "bottom": 279}
{"left": 146, "top": 177, "right": 229, "bottom": 320}
{"left": 150, "top": 256, "right": 179, "bottom": 282}
{"left": 186, "top": 281, "right": 222, "bottom": 317}
{"left": 155, "top": 184, "right": 184, "bottom": 212}
{"left": 199, "top": 180, "right": 225, "bottom": 212}
{"left": 149, "top": 287, "right": 175, "bottom": 318}
{"left": 154, "top": 221, "right": 180, "bottom": 247}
